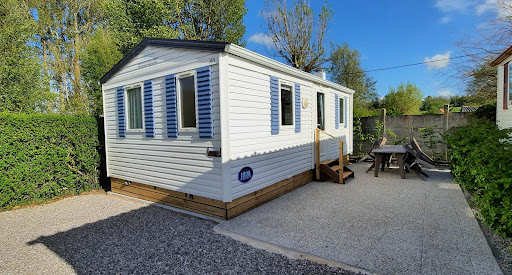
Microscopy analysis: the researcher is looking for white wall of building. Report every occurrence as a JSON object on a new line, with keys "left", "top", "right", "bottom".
{"left": 496, "top": 55, "right": 512, "bottom": 129}
{"left": 103, "top": 47, "right": 224, "bottom": 200}
{"left": 225, "top": 54, "right": 353, "bottom": 200}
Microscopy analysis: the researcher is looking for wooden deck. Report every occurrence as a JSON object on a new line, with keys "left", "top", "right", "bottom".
{"left": 111, "top": 170, "right": 314, "bottom": 220}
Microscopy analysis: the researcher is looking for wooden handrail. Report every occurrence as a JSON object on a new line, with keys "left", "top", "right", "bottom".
{"left": 315, "top": 128, "right": 344, "bottom": 183}
{"left": 317, "top": 128, "right": 344, "bottom": 143}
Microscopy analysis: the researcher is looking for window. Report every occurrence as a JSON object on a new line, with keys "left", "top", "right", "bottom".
{"left": 281, "top": 84, "right": 293, "bottom": 126}
{"left": 126, "top": 87, "right": 143, "bottom": 130}
{"left": 339, "top": 97, "right": 344, "bottom": 124}
{"left": 179, "top": 75, "right": 197, "bottom": 129}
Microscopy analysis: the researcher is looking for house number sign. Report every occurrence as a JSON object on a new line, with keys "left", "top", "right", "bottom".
{"left": 238, "top": 167, "right": 253, "bottom": 183}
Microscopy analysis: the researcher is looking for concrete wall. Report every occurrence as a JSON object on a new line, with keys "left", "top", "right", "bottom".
{"left": 355, "top": 113, "right": 471, "bottom": 160}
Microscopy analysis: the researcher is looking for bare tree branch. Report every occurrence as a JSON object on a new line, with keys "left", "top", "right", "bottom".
{"left": 263, "top": 0, "right": 332, "bottom": 72}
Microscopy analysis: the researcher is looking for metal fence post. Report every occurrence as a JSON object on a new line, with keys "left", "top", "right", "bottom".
{"left": 382, "top": 108, "right": 387, "bottom": 139}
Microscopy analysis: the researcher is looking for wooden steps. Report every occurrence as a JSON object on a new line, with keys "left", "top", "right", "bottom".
{"left": 319, "top": 159, "right": 354, "bottom": 184}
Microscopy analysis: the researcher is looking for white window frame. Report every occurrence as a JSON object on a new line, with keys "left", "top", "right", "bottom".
{"left": 339, "top": 96, "right": 344, "bottom": 125}
{"left": 176, "top": 70, "right": 199, "bottom": 132}
{"left": 278, "top": 80, "right": 295, "bottom": 128}
{"left": 124, "top": 82, "right": 145, "bottom": 133}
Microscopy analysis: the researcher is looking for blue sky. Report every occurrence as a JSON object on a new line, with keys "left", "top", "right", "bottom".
{"left": 242, "top": 0, "right": 503, "bottom": 99}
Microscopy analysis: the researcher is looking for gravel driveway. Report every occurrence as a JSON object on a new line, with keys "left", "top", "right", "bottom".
{"left": 0, "top": 194, "right": 358, "bottom": 275}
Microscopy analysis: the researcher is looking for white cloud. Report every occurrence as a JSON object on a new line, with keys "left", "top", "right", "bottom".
{"left": 477, "top": 0, "right": 512, "bottom": 18}
{"left": 435, "top": 0, "right": 475, "bottom": 12}
{"left": 248, "top": 33, "right": 273, "bottom": 47}
{"left": 435, "top": 0, "right": 512, "bottom": 19}
{"left": 440, "top": 16, "right": 451, "bottom": 23}
{"left": 476, "top": 0, "right": 498, "bottom": 15}
{"left": 424, "top": 51, "right": 451, "bottom": 70}
{"left": 437, "top": 90, "right": 454, "bottom": 98}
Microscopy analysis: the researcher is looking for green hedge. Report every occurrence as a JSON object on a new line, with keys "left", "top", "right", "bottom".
{"left": 0, "top": 113, "right": 101, "bottom": 210}
{"left": 446, "top": 119, "right": 512, "bottom": 236}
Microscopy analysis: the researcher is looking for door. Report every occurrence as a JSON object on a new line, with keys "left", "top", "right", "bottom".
{"left": 317, "top": 92, "right": 325, "bottom": 130}
{"left": 316, "top": 91, "right": 328, "bottom": 162}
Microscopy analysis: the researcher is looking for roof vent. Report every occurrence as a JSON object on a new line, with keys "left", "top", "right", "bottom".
{"left": 313, "top": 70, "right": 326, "bottom": 80}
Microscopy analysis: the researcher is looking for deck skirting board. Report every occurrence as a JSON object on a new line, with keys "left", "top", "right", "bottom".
{"left": 111, "top": 170, "right": 314, "bottom": 220}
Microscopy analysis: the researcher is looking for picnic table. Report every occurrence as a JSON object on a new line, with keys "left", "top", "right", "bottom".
{"left": 372, "top": 145, "right": 407, "bottom": 179}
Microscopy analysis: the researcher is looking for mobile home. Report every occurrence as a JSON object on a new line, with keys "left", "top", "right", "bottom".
{"left": 101, "top": 38, "right": 354, "bottom": 219}
{"left": 491, "top": 45, "right": 512, "bottom": 129}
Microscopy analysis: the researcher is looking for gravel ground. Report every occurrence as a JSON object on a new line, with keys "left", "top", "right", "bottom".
{"left": 462, "top": 189, "right": 512, "bottom": 275}
{"left": 0, "top": 194, "right": 358, "bottom": 275}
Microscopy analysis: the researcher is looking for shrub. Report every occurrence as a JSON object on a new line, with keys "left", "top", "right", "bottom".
{"left": 446, "top": 119, "right": 512, "bottom": 236}
{"left": 0, "top": 113, "right": 101, "bottom": 210}
{"left": 471, "top": 103, "right": 496, "bottom": 122}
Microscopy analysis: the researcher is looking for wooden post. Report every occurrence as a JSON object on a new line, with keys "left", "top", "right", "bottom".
{"left": 443, "top": 104, "right": 449, "bottom": 161}
{"left": 382, "top": 108, "right": 387, "bottom": 139}
{"left": 443, "top": 104, "right": 449, "bottom": 130}
{"left": 315, "top": 128, "right": 320, "bottom": 180}
{"left": 339, "top": 140, "right": 344, "bottom": 184}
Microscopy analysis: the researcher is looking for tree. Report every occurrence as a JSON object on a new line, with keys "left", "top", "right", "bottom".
{"left": 382, "top": 82, "right": 423, "bottom": 115}
{"left": 329, "top": 42, "right": 378, "bottom": 117}
{"left": 449, "top": 95, "right": 469, "bottom": 107}
{"left": 263, "top": 0, "right": 332, "bottom": 72}
{"left": 421, "top": 96, "right": 449, "bottom": 114}
{"left": 450, "top": 0, "right": 511, "bottom": 106}
{"left": 106, "top": 0, "right": 247, "bottom": 55}
{"left": 105, "top": 0, "right": 181, "bottom": 54}
{"left": 82, "top": 26, "right": 123, "bottom": 116}
{"left": 464, "top": 57, "right": 497, "bottom": 105}
{"left": 0, "top": 0, "right": 52, "bottom": 113}
{"left": 30, "top": 0, "right": 105, "bottom": 115}
{"left": 174, "top": 0, "right": 247, "bottom": 44}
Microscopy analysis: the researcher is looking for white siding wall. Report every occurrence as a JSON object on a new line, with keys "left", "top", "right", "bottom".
{"left": 103, "top": 47, "right": 224, "bottom": 200}
{"left": 497, "top": 55, "right": 512, "bottom": 129}
{"left": 226, "top": 55, "right": 353, "bottom": 200}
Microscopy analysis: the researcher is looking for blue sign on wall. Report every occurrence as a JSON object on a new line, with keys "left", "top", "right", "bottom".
{"left": 238, "top": 167, "right": 253, "bottom": 183}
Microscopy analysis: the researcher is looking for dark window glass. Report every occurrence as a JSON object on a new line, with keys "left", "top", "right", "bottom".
{"left": 281, "top": 85, "right": 293, "bottom": 125}
{"left": 339, "top": 98, "right": 344, "bottom": 124}
{"left": 180, "top": 76, "right": 196, "bottom": 128}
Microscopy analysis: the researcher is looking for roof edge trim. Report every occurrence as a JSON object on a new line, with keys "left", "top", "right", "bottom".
{"left": 225, "top": 44, "right": 355, "bottom": 94}
{"left": 100, "top": 38, "right": 229, "bottom": 84}
{"left": 490, "top": 45, "right": 512, "bottom": 67}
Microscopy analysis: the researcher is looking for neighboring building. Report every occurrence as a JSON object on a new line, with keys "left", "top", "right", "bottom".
{"left": 100, "top": 38, "right": 354, "bottom": 219}
{"left": 461, "top": 106, "right": 476, "bottom": 113}
{"left": 491, "top": 45, "right": 512, "bottom": 129}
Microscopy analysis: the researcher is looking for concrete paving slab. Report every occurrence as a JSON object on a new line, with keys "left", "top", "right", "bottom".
{"left": 216, "top": 162, "right": 502, "bottom": 275}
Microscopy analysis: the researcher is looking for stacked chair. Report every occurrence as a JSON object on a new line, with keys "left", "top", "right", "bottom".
{"left": 360, "top": 137, "right": 389, "bottom": 173}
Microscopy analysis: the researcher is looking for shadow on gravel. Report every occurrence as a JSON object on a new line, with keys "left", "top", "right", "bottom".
{"left": 27, "top": 205, "right": 354, "bottom": 275}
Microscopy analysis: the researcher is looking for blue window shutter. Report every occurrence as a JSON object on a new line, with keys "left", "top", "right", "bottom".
{"left": 270, "top": 76, "right": 279, "bottom": 135}
{"left": 165, "top": 74, "right": 178, "bottom": 138}
{"left": 117, "top": 86, "right": 125, "bottom": 137}
{"left": 144, "top": 80, "right": 154, "bottom": 137}
{"left": 197, "top": 66, "right": 213, "bottom": 138}
{"left": 335, "top": 94, "right": 339, "bottom": 129}
{"left": 294, "top": 83, "right": 301, "bottom": 133}
{"left": 344, "top": 96, "right": 348, "bottom": 128}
